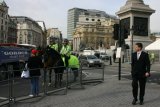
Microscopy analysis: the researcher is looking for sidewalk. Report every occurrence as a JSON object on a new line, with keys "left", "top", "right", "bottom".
{"left": 12, "top": 73, "right": 160, "bottom": 107}
{"left": 109, "top": 62, "right": 159, "bottom": 72}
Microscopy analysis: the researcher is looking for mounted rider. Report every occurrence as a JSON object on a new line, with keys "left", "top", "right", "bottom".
{"left": 60, "top": 39, "right": 71, "bottom": 67}
{"left": 49, "top": 37, "right": 58, "bottom": 52}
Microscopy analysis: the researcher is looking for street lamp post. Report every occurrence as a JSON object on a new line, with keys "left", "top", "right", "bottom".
{"left": 130, "top": 26, "right": 134, "bottom": 61}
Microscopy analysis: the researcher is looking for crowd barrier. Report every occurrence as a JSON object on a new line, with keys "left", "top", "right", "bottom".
{"left": 0, "top": 66, "right": 69, "bottom": 107}
{"left": 0, "top": 63, "right": 105, "bottom": 106}
{"left": 80, "top": 64, "right": 105, "bottom": 85}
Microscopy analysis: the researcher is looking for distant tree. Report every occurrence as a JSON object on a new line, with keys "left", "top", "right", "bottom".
{"left": 149, "top": 35, "right": 156, "bottom": 41}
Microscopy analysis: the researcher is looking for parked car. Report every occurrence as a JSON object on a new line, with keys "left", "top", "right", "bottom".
{"left": 79, "top": 55, "right": 103, "bottom": 67}
{"left": 100, "top": 53, "right": 110, "bottom": 61}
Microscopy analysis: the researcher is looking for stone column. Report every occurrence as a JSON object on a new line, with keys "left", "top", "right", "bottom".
{"left": 73, "top": 38, "right": 75, "bottom": 51}
{"left": 75, "top": 38, "right": 77, "bottom": 51}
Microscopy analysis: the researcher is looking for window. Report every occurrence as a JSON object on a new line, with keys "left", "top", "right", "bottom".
{"left": 1, "top": 20, "right": 3, "bottom": 24}
{"left": 85, "top": 13, "right": 89, "bottom": 15}
{"left": 97, "top": 19, "right": 100, "bottom": 21}
{"left": 96, "top": 14, "right": 101, "bottom": 17}
{"left": 92, "top": 19, "right": 95, "bottom": 21}
{"left": 86, "top": 18, "right": 89, "bottom": 21}
{"left": 1, "top": 25, "right": 3, "bottom": 30}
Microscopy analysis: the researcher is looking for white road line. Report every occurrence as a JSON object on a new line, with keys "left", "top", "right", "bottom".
{"left": 111, "top": 73, "right": 131, "bottom": 77}
{"left": 0, "top": 97, "right": 8, "bottom": 100}
{"left": 150, "top": 71, "right": 157, "bottom": 73}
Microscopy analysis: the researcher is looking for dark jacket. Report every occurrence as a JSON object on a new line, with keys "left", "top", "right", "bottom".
{"left": 131, "top": 51, "right": 150, "bottom": 78}
{"left": 28, "top": 56, "right": 43, "bottom": 77}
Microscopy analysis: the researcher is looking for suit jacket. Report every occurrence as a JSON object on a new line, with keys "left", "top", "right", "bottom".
{"left": 131, "top": 51, "right": 150, "bottom": 78}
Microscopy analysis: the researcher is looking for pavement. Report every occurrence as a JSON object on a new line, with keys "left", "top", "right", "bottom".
{"left": 4, "top": 62, "right": 160, "bottom": 107}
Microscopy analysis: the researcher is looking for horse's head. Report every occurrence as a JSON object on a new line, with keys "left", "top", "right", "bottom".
{"left": 43, "top": 46, "right": 61, "bottom": 68}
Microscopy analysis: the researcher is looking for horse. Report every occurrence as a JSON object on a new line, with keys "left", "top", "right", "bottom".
{"left": 43, "top": 46, "right": 65, "bottom": 87}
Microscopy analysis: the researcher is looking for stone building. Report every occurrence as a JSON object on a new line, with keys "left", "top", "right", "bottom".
{"left": 0, "top": 0, "right": 9, "bottom": 43}
{"left": 10, "top": 16, "right": 43, "bottom": 47}
{"left": 37, "top": 21, "right": 47, "bottom": 48}
{"left": 73, "top": 19, "right": 118, "bottom": 51}
{"left": 8, "top": 16, "right": 17, "bottom": 43}
{"left": 67, "top": 8, "right": 117, "bottom": 40}
{"left": 46, "top": 28, "right": 62, "bottom": 45}
{"left": 73, "top": 12, "right": 118, "bottom": 51}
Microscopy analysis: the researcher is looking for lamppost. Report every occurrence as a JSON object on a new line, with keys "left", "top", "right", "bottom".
{"left": 130, "top": 26, "right": 134, "bottom": 60}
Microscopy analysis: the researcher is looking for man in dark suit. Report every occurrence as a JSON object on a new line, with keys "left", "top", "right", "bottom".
{"left": 131, "top": 43, "right": 150, "bottom": 105}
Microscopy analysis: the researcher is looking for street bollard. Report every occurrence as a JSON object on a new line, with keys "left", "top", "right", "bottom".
{"left": 122, "top": 55, "right": 124, "bottom": 63}
{"left": 109, "top": 56, "right": 112, "bottom": 65}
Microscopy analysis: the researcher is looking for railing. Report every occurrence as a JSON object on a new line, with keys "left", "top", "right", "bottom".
{"left": 80, "top": 63, "right": 105, "bottom": 85}
{"left": 0, "top": 64, "right": 105, "bottom": 106}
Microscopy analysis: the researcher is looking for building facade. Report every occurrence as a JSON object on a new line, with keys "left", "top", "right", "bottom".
{"left": 46, "top": 28, "right": 62, "bottom": 45}
{"left": 67, "top": 8, "right": 86, "bottom": 40}
{"left": 10, "top": 16, "right": 43, "bottom": 47}
{"left": 73, "top": 9, "right": 118, "bottom": 51}
{"left": 8, "top": 16, "right": 17, "bottom": 43}
{"left": 67, "top": 8, "right": 116, "bottom": 40}
{"left": 0, "top": 1, "right": 9, "bottom": 43}
{"left": 37, "top": 21, "right": 47, "bottom": 48}
{"left": 73, "top": 19, "right": 117, "bottom": 51}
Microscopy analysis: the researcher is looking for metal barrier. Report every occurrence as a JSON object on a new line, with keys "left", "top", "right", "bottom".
{"left": 0, "top": 63, "right": 105, "bottom": 106}
{"left": 80, "top": 63, "right": 105, "bottom": 84}
{"left": 67, "top": 67, "right": 84, "bottom": 89}
{"left": 0, "top": 66, "right": 69, "bottom": 106}
{"left": 43, "top": 66, "right": 67, "bottom": 95}
{"left": 0, "top": 78, "right": 9, "bottom": 106}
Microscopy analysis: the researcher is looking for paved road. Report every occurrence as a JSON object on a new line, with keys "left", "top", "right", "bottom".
{"left": 11, "top": 63, "right": 160, "bottom": 107}
{"left": 0, "top": 70, "right": 76, "bottom": 104}
{"left": 1, "top": 62, "right": 160, "bottom": 107}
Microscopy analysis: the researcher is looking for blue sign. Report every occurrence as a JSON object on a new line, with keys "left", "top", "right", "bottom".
{"left": 0, "top": 47, "right": 30, "bottom": 65}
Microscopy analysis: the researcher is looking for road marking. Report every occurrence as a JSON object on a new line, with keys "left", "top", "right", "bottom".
{"left": 150, "top": 71, "right": 157, "bottom": 73}
{"left": 0, "top": 97, "right": 8, "bottom": 100}
{"left": 111, "top": 73, "right": 131, "bottom": 77}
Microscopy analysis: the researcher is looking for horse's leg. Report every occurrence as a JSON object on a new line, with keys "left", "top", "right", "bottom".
{"left": 55, "top": 73, "right": 57, "bottom": 88}
{"left": 54, "top": 69, "right": 58, "bottom": 88}
{"left": 59, "top": 73, "right": 62, "bottom": 87}
{"left": 60, "top": 68, "right": 64, "bottom": 87}
{"left": 48, "top": 69, "right": 52, "bottom": 86}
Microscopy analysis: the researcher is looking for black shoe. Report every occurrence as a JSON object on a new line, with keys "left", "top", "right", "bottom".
{"left": 132, "top": 99, "right": 137, "bottom": 105}
{"left": 140, "top": 101, "right": 144, "bottom": 105}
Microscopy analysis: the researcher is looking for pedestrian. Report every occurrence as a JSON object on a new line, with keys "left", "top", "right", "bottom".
{"left": 150, "top": 52, "right": 155, "bottom": 64}
{"left": 28, "top": 49, "right": 43, "bottom": 97}
{"left": 113, "top": 51, "right": 116, "bottom": 63}
{"left": 131, "top": 43, "right": 150, "bottom": 105}
{"left": 60, "top": 39, "right": 71, "bottom": 67}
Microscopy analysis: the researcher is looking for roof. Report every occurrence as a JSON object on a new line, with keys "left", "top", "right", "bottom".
{"left": 145, "top": 39, "right": 160, "bottom": 50}
{"left": 0, "top": 0, "right": 8, "bottom": 7}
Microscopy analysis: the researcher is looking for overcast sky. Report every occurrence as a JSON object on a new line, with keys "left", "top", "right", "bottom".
{"left": 5, "top": 0, "right": 159, "bottom": 37}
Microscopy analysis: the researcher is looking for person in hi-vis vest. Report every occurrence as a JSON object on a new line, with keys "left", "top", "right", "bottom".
{"left": 49, "top": 38, "right": 58, "bottom": 52}
{"left": 60, "top": 39, "right": 71, "bottom": 67}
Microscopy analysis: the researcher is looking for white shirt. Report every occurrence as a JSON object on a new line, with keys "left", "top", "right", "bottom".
{"left": 137, "top": 51, "right": 142, "bottom": 60}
